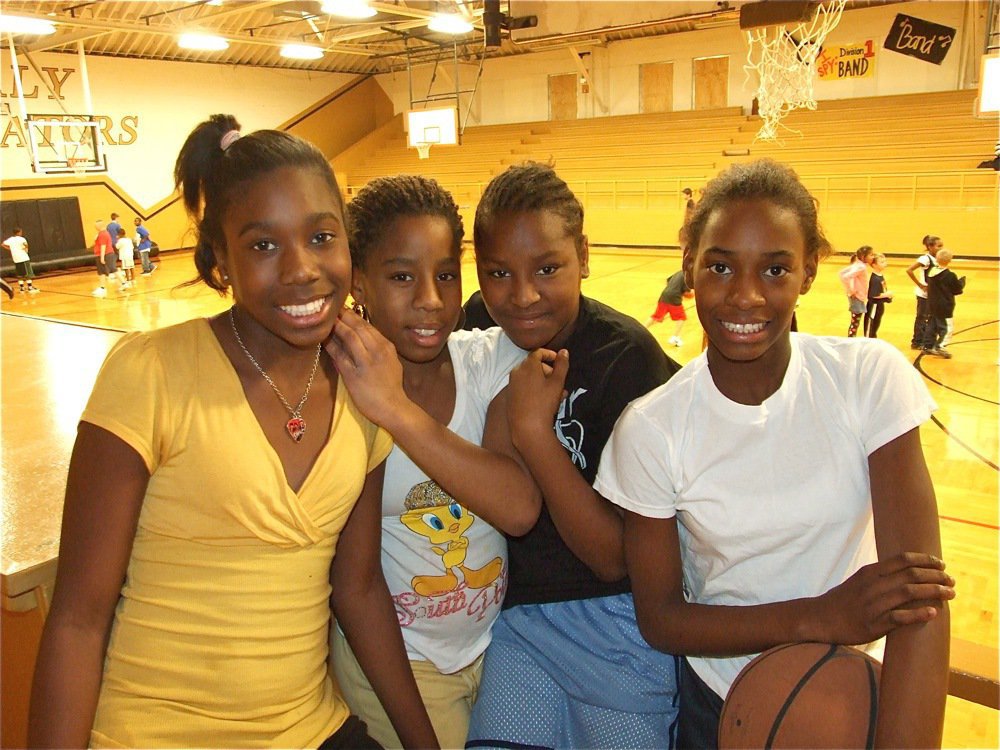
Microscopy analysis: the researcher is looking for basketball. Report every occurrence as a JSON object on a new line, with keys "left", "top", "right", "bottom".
{"left": 718, "top": 642, "right": 881, "bottom": 749}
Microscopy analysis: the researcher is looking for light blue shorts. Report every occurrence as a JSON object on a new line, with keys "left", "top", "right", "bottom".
{"left": 465, "top": 593, "right": 679, "bottom": 749}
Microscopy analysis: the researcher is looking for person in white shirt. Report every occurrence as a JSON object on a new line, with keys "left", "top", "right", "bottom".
{"left": 594, "top": 159, "right": 953, "bottom": 749}
{"left": 2, "top": 228, "right": 39, "bottom": 294}
{"left": 114, "top": 227, "right": 135, "bottom": 289}
{"left": 327, "top": 175, "right": 540, "bottom": 749}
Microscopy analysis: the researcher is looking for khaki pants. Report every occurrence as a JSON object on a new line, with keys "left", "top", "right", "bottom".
{"left": 330, "top": 626, "right": 484, "bottom": 749}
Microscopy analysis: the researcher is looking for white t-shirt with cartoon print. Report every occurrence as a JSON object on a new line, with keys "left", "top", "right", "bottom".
{"left": 380, "top": 327, "right": 527, "bottom": 674}
{"left": 595, "top": 334, "right": 936, "bottom": 700}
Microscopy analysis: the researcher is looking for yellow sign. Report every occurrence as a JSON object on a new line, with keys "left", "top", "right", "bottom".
{"left": 817, "top": 40, "right": 876, "bottom": 80}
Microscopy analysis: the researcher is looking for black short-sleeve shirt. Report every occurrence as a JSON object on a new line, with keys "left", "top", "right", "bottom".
{"left": 463, "top": 293, "right": 680, "bottom": 607}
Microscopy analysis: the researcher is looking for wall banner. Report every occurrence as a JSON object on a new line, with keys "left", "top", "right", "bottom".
{"left": 884, "top": 14, "right": 956, "bottom": 65}
{"left": 816, "top": 40, "right": 876, "bottom": 80}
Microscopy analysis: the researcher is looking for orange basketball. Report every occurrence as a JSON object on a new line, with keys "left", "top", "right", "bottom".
{"left": 718, "top": 642, "right": 881, "bottom": 749}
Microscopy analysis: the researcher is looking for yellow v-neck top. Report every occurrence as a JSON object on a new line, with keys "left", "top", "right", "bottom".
{"left": 80, "top": 319, "right": 392, "bottom": 748}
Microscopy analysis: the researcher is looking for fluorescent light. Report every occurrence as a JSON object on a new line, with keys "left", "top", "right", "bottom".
{"left": 281, "top": 43, "right": 324, "bottom": 60}
{"left": 178, "top": 33, "right": 229, "bottom": 51}
{"left": 321, "top": 0, "right": 377, "bottom": 19}
{"left": 0, "top": 15, "right": 56, "bottom": 35}
{"left": 427, "top": 13, "right": 473, "bottom": 34}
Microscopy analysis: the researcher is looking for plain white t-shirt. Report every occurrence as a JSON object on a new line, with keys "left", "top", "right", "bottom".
{"left": 595, "top": 334, "right": 936, "bottom": 699}
{"left": 379, "top": 327, "right": 526, "bottom": 673}
{"left": 3, "top": 235, "right": 29, "bottom": 263}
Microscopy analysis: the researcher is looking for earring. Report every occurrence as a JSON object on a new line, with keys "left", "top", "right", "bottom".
{"left": 351, "top": 301, "right": 370, "bottom": 322}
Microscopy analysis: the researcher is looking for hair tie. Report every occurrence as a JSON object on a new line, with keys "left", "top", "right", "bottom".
{"left": 220, "top": 129, "right": 241, "bottom": 152}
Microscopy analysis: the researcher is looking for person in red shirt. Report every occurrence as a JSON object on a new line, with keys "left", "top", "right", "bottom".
{"left": 91, "top": 220, "right": 122, "bottom": 298}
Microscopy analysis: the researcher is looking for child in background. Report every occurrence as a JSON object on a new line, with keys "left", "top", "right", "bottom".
{"left": 2, "top": 228, "right": 39, "bottom": 294}
{"left": 115, "top": 227, "right": 135, "bottom": 289}
{"left": 462, "top": 162, "right": 682, "bottom": 749}
{"left": 594, "top": 159, "right": 953, "bottom": 749}
{"left": 134, "top": 217, "right": 156, "bottom": 275}
{"left": 326, "top": 175, "right": 540, "bottom": 748}
{"left": 91, "top": 220, "right": 122, "bottom": 298}
{"left": 106, "top": 212, "right": 123, "bottom": 245}
{"left": 906, "top": 235, "right": 941, "bottom": 349}
{"left": 678, "top": 188, "right": 696, "bottom": 249}
{"left": 921, "top": 248, "right": 966, "bottom": 358}
{"left": 645, "top": 269, "right": 692, "bottom": 347}
{"left": 864, "top": 252, "right": 893, "bottom": 338}
{"left": 837, "top": 245, "right": 874, "bottom": 337}
{"left": 29, "top": 115, "right": 437, "bottom": 749}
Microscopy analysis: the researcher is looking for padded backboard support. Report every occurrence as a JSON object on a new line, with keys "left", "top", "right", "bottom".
{"left": 740, "top": 1, "right": 817, "bottom": 30}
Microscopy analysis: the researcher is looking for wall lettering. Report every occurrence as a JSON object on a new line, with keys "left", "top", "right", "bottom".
{"left": 2, "top": 65, "right": 78, "bottom": 99}
{"left": 41, "top": 67, "right": 75, "bottom": 100}
{"left": 0, "top": 114, "right": 141, "bottom": 149}
{"left": 3, "top": 66, "right": 38, "bottom": 98}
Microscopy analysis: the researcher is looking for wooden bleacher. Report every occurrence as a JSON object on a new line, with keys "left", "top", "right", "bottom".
{"left": 341, "top": 89, "right": 998, "bottom": 256}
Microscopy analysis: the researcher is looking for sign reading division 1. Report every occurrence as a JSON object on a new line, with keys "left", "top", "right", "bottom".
{"left": 817, "top": 40, "right": 876, "bottom": 80}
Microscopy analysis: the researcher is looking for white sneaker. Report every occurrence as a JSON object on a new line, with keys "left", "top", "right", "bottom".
{"left": 92, "top": 287, "right": 107, "bottom": 297}
{"left": 28, "top": 287, "right": 40, "bottom": 294}
{"left": 121, "top": 281, "right": 132, "bottom": 290}
{"left": 668, "top": 336, "right": 683, "bottom": 347}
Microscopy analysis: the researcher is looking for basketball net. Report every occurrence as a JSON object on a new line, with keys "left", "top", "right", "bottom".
{"left": 744, "top": 0, "right": 846, "bottom": 142}
{"left": 415, "top": 142, "right": 432, "bottom": 160}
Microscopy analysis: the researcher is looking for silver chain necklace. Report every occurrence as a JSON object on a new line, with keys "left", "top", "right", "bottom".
{"left": 229, "top": 307, "right": 321, "bottom": 443}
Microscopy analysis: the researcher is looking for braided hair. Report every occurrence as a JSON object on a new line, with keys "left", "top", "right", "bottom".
{"left": 346, "top": 175, "right": 464, "bottom": 269}
{"left": 474, "top": 162, "right": 586, "bottom": 256}
{"left": 686, "top": 159, "right": 832, "bottom": 262}
{"left": 173, "top": 114, "right": 344, "bottom": 293}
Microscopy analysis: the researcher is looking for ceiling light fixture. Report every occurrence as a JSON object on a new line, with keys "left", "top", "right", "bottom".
{"left": 0, "top": 15, "right": 57, "bottom": 35}
{"left": 427, "top": 13, "right": 473, "bottom": 34}
{"left": 281, "top": 43, "right": 325, "bottom": 60}
{"left": 178, "top": 32, "right": 229, "bottom": 51}
{"left": 321, "top": 0, "right": 377, "bottom": 19}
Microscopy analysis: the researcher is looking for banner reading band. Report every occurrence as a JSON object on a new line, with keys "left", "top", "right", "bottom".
{"left": 884, "top": 13, "right": 956, "bottom": 66}
{"left": 817, "top": 40, "right": 876, "bottom": 80}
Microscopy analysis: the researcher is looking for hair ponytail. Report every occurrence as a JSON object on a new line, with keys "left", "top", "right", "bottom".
{"left": 173, "top": 114, "right": 342, "bottom": 294}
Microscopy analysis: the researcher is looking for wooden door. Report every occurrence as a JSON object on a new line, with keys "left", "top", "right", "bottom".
{"left": 693, "top": 55, "right": 729, "bottom": 110}
{"left": 640, "top": 61, "right": 674, "bottom": 113}
{"left": 549, "top": 73, "right": 577, "bottom": 121}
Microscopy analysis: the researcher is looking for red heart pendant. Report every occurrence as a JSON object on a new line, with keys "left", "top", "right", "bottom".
{"left": 286, "top": 417, "right": 306, "bottom": 442}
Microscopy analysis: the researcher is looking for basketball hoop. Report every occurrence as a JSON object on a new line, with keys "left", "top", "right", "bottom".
{"left": 743, "top": 0, "right": 847, "bottom": 142}
{"left": 66, "top": 157, "right": 88, "bottom": 177}
{"left": 415, "top": 142, "right": 432, "bottom": 160}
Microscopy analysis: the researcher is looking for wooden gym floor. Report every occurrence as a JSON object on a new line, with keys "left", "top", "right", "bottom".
{"left": 1, "top": 247, "right": 997, "bottom": 748}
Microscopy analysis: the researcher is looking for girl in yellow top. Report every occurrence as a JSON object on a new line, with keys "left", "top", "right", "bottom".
{"left": 28, "top": 115, "right": 438, "bottom": 749}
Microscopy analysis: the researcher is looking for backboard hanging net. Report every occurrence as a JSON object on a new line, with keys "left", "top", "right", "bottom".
{"left": 742, "top": 0, "right": 846, "bottom": 142}
{"left": 406, "top": 106, "right": 458, "bottom": 161}
{"left": 24, "top": 114, "right": 106, "bottom": 175}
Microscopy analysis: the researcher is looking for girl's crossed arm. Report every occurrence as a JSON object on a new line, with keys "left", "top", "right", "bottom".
{"left": 622, "top": 512, "right": 950, "bottom": 658}
{"left": 29, "top": 424, "right": 149, "bottom": 748}
{"left": 506, "top": 348, "right": 627, "bottom": 581}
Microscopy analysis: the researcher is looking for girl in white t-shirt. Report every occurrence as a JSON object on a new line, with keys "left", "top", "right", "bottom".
{"left": 326, "top": 175, "right": 540, "bottom": 748}
{"left": 594, "top": 159, "right": 954, "bottom": 749}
